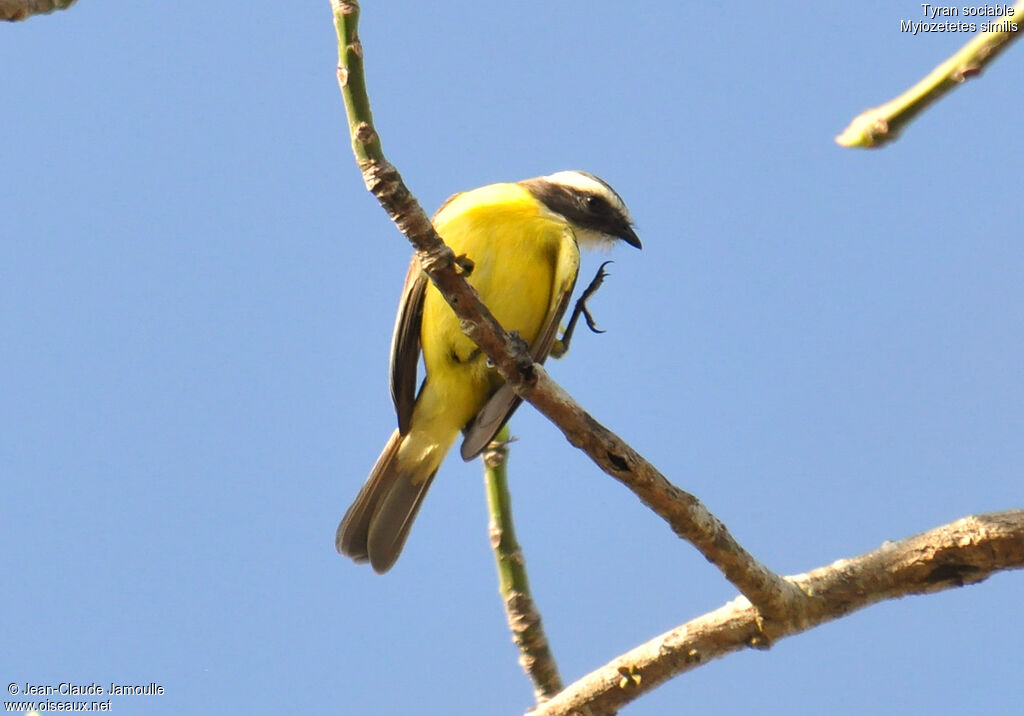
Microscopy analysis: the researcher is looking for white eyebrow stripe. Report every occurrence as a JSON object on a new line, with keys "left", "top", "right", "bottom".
{"left": 542, "top": 170, "right": 632, "bottom": 223}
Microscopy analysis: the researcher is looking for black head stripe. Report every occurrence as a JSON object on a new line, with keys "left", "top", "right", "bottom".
{"left": 521, "top": 176, "right": 632, "bottom": 239}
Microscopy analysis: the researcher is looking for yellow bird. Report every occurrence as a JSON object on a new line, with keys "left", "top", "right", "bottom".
{"left": 337, "top": 170, "right": 641, "bottom": 572}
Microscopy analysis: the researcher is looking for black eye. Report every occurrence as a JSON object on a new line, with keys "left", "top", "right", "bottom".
{"left": 585, "top": 194, "right": 608, "bottom": 213}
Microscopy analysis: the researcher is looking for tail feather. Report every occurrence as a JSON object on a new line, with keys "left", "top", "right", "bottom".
{"left": 336, "top": 429, "right": 438, "bottom": 573}
{"left": 366, "top": 467, "right": 436, "bottom": 573}
{"left": 336, "top": 429, "right": 403, "bottom": 564}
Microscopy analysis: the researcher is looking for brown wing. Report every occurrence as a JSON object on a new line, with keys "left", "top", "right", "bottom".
{"left": 390, "top": 257, "right": 428, "bottom": 434}
{"left": 459, "top": 232, "right": 580, "bottom": 460}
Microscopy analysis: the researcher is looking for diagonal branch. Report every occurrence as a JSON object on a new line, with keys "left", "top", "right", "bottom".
{"left": 836, "top": 2, "right": 1024, "bottom": 148}
{"left": 329, "top": 0, "right": 799, "bottom": 620}
{"left": 532, "top": 510, "right": 1024, "bottom": 716}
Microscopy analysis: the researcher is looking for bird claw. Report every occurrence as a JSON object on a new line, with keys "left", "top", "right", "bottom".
{"left": 557, "top": 261, "right": 615, "bottom": 355}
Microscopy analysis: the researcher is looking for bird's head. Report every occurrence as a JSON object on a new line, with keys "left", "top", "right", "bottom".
{"left": 521, "top": 170, "right": 641, "bottom": 250}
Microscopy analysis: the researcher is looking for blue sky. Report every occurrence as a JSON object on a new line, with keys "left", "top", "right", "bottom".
{"left": 3, "top": 2, "right": 1022, "bottom": 714}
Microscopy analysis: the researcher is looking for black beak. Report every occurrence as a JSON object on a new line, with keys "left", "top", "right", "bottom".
{"left": 620, "top": 225, "right": 642, "bottom": 249}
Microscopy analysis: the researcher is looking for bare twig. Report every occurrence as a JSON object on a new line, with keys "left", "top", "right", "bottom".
{"left": 483, "top": 427, "right": 562, "bottom": 702}
{"left": 329, "top": 0, "right": 797, "bottom": 620}
{"left": 532, "top": 510, "right": 1024, "bottom": 716}
{"left": 837, "top": 2, "right": 1023, "bottom": 148}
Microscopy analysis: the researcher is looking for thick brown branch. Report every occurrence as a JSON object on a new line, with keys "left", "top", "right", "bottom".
{"left": 532, "top": 510, "right": 1024, "bottom": 716}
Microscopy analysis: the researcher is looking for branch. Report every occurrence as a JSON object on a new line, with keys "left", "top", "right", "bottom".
{"left": 0, "top": 0, "right": 75, "bottom": 21}
{"left": 836, "top": 2, "right": 1023, "bottom": 148}
{"left": 483, "top": 427, "right": 562, "bottom": 703}
{"left": 329, "top": 0, "right": 798, "bottom": 620}
{"left": 532, "top": 510, "right": 1024, "bottom": 716}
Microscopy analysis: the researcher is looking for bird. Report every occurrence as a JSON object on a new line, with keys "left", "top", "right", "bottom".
{"left": 336, "top": 170, "right": 641, "bottom": 573}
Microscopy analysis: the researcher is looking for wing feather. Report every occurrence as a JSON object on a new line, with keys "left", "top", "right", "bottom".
{"left": 390, "top": 258, "right": 428, "bottom": 434}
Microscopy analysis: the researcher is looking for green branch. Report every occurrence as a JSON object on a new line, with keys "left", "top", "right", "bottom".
{"left": 331, "top": 0, "right": 383, "bottom": 163}
{"left": 483, "top": 427, "right": 563, "bottom": 703}
{"left": 836, "top": 3, "right": 1023, "bottom": 148}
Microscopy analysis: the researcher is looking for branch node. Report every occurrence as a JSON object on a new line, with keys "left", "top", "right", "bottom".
{"left": 746, "top": 632, "right": 772, "bottom": 651}
{"left": 454, "top": 254, "right": 475, "bottom": 277}
{"left": 606, "top": 452, "right": 629, "bottom": 472}
{"left": 616, "top": 664, "right": 642, "bottom": 689}
{"left": 354, "top": 121, "right": 377, "bottom": 147}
